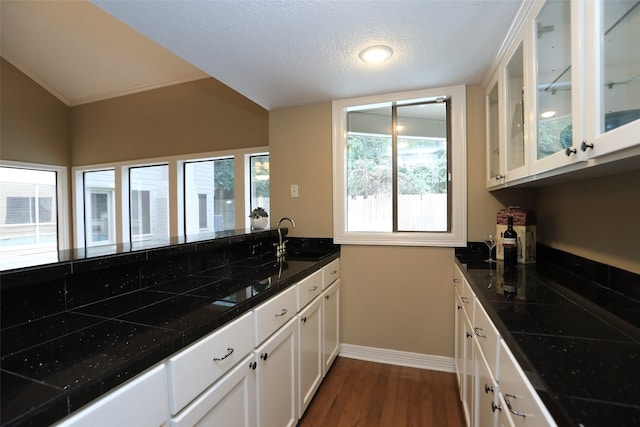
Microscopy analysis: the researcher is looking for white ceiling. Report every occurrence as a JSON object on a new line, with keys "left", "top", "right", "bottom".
{"left": 1, "top": 0, "right": 522, "bottom": 111}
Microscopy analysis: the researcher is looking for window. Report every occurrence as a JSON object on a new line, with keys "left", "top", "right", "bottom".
{"left": 249, "top": 154, "right": 270, "bottom": 214}
{"left": 129, "top": 165, "right": 169, "bottom": 243}
{"left": 332, "top": 86, "right": 467, "bottom": 246}
{"left": 0, "top": 164, "right": 67, "bottom": 270}
{"left": 84, "top": 169, "right": 115, "bottom": 246}
{"left": 184, "top": 158, "right": 235, "bottom": 235}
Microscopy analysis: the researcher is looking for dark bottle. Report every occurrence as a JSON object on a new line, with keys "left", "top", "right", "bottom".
{"left": 503, "top": 216, "right": 518, "bottom": 268}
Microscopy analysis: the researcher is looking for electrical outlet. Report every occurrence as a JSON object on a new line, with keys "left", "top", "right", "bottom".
{"left": 290, "top": 184, "right": 299, "bottom": 198}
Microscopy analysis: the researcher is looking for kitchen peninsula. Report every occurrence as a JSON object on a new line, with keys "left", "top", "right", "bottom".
{"left": 0, "top": 230, "right": 339, "bottom": 426}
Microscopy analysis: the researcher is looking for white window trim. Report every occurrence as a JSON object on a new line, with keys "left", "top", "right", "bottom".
{"left": 73, "top": 147, "right": 268, "bottom": 248}
{"left": 0, "top": 159, "right": 70, "bottom": 251}
{"left": 332, "top": 85, "right": 467, "bottom": 247}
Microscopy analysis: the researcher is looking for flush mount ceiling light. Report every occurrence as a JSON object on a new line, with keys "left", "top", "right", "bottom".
{"left": 540, "top": 110, "right": 556, "bottom": 119}
{"left": 359, "top": 45, "right": 394, "bottom": 63}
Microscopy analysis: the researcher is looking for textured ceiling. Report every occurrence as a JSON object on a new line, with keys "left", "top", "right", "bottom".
{"left": 1, "top": 0, "right": 522, "bottom": 110}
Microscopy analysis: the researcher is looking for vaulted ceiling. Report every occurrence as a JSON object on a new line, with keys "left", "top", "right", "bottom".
{"left": 1, "top": 0, "right": 522, "bottom": 110}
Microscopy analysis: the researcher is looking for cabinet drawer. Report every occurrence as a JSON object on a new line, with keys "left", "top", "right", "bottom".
{"left": 323, "top": 258, "right": 340, "bottom": 288}
{"left": 55, "top": 364, "right": 168, "bottom": 427}
{"left": 254, "top": 285, "right": 297, "bottom": 345}
{"left": 473, "top": 301, "right": 500, "bottom": 374}
{"left": 498, "top": 341, "right": 556, "bottom": 426}
{"left": 296, "top": 269, "right": 323, "bottom": 310}
{"left": 167, "top": 312, "right": 255, "bottom": 415}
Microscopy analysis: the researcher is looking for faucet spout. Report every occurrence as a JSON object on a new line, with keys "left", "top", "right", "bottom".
{"left": 276, "top": 217, "right": 296, "bottom": 258}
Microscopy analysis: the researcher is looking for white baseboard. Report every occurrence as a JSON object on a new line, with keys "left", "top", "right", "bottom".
{"left": 339, "top": 343, "right": 455, "bottom": 373}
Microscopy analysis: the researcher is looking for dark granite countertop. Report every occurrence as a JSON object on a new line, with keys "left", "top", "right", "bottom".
{"left": 0, "top": 235, "right": 339, "bottom": 426}
{"left": 456, "top": 251, "right": 640, "bottom": 427}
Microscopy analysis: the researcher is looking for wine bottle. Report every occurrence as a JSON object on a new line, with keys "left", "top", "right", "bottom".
{"left": 503, "top": 216, "right": 518, "bottom": 268}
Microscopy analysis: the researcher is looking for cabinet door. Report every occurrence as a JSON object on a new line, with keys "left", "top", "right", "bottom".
{"left": 322, "top": 279, "right": 340, "bottom": 375}
{"left": 462, "top": 312, "right": 475, "bottom": 427}
{"left": 583, "top": 0, "right": 640, "bottom": 158}
{"left": 255, "top": 317, "right": 298, "bottom": 427}
{"left": 531, "top": 0, "right": 583, "bottom": 173}
{"left": 454, "top": 288, "right": 464, "bottom": 394}
{"left": 298, "top": 295, "right": 323, "bottom": 418}
{"left": 504, "top": 37, "right": 530, "bottom": 182}
{"left": 486, "top": 75, "right": 505, "bottom": 188}
{"left": 54, "top": 364, "right": 168, "bottom": 427}
{"left": 498, "top": 341, "right": 557, "bottom": 426}
{"left": 170, "top": 354, "right": 257, "bottom": 427}
{"left": 475, "top": 341, "right": 498, "bottom": 427}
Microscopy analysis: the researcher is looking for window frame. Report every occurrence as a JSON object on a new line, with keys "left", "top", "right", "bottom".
{"left": 332, "top": 85, "right": 467, "bottom": 247}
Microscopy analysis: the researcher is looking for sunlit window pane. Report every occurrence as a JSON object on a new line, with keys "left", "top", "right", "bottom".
{"left": 130, "top": 165, "right": 169, "bottom": 244}
{"left": 250, "top": 155, "right": 270, "bottom": 215}
{"left": 0, "top": 166, "right": 58, "bottom": 269}
{"left": 84, "top": 170, "right": 115, "bottom": 246}
{"left": 184, "top": 159, "right": 235, "bottom": 235}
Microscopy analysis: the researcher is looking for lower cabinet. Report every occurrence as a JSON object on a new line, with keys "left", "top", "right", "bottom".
{"left": 53, "top": 364, "right": 169, "bottom": 427}
{"left": 255, "top": 317, "right": 298, "bottom": 427}
{"left": 475, "top": 344, "right": 498, "bottom": 427}
{"left": 298, "top": 293, "right": 323, "bottom": 418}
{"left": 322, "top": 279, "right": 340, "bottom": 374}
{"left": 170, "top": 354, "right": 257, "bottom": 427}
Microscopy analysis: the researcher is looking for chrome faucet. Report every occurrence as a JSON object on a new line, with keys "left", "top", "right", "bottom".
{"left": 276, "top": 217, "right": 296, "bottom": 258}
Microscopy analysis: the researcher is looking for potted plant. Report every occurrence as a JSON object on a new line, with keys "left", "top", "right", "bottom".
{"left": 249, "top": 207, "right": 269, "bottom": 229}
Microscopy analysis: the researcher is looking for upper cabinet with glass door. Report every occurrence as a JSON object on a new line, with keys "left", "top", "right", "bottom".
{"left": 583, "top": 0, "right": 640, "bottom": 158}
{"left": 530, "top": 0, "right": 581, "bottom": 174}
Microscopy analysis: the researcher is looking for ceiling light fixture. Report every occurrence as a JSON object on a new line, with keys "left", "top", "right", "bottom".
{"left": 359, "top": 45, "right": 394, "bottom": 63}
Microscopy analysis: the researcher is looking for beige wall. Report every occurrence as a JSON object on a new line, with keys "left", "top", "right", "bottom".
{"left": 268, "top": 103, "right": 333, "bottom": 236}
{"left": 535, "top": 170, "right": 640, "bottom": 273}
{"left": 70, "top": 77, "right": 268, "bottom": 165}
{"left": 0, "top": 58, "right": 71, "bottom": 166}
{"left": 269, "top": 86, "right": 505, "bottom": 358}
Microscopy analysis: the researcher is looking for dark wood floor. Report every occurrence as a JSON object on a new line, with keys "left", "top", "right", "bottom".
{"left": 298, "top": 357, "right": 465, "bottom": 427}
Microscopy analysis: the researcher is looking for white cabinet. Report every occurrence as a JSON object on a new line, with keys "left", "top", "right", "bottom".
{"left": 453, "top": 263, "right": 556, "bottom": 427}
{"left": 322, "top": 279, "right": 340, "bottom": 374}
{"left": 54, "top": 364, "right": 168, "bottom": 427}
{"left": 296, "top": 269, "right": 323, "bottom": 310}
{"left": 167, "top": 311, "right": 255, "bottom": 414}
{"left": 255, "top": 317, "right": 298, "bottom": 427}
{"left": 322, "top": 258, "right": 340, "bottom": 289}
{"left": 497, "top": 340, "right": 556, "bottom": 427}
{"left": 297, "top": 293, "right": 323, "bottom": 417}
{"left": 486, "top": 0, "right": 640, "bottom": 189}
{"left": 170, "top": 354, "right": 257, "bottom": 427}
{"left": 254, "top": 284, "right": 297, "bottom": 346}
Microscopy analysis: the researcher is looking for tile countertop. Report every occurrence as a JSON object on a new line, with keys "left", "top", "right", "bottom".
{"left": 456, "top": 256, "right": 640, "bottom": 427}
{"left": 0, "top": 250, "right": 339, "bottom": 426}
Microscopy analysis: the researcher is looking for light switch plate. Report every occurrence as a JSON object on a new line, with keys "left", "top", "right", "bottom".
{"left": 290, "top": 184, "right": 299, "bottom": 198}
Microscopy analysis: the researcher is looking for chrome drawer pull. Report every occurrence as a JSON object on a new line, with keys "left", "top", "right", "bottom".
{"left": 484, "top": 384, "right": 494, "bottom": 394}
{"left": 461, "top": 296, "right": 470, "bottom": 304}
{"left": 329, "top": 270, "right": 338, "bottom": 275}
{"left": 213, "top": 347, "right": 234, "bottom": 361}
{"left": 504, "top": 393, "right": 526, "bottom": 418}
{"left": 453, "top": 278, "right": 461, "bottom": 283}
{"left": 309, "top": 286, "right": 319, "bottom": 292}
{"left": 275, "top": 308, "right": 288, "bottom": 317}
{"left": 474, "top": 327, "right": 487, "bottom": 338}
{"left": 491, "top": 402, "right": 502, "bottom": 412}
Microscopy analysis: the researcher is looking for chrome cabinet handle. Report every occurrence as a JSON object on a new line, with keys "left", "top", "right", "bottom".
{"left": 495, "top": 174, "right": 505, "bottom": 180}
{"left": 325, "top": 294, "right": 331, "bottom": 300}
{"left": 457, "top": 305, "right": 462, "bottom": 310}
{"left": 484, "top": 384, "right": 494, "bottom": 394}
{"left": 492, "top": 402, "right": 502, "bottom": 412}
{"left": 275, "top": 308, "right": 288, "bottom": 317}
{"left": 309, "top": 285, "right": 318, "bottom": 292}
{"left": 301, "top": 316, "right": 307, "bottom": 323}
{"left": 260, "top": 352, "right": 268, "bottom": 360}
{"left": 249, "top": 361, "right": 257, "bottom": 370}
{"left": 474, "top": 327, "right": 487, "bottom": 338}
{"left": 453, "top": 278, "right": 461, "bottom": 283}
{"left": 465, "top": 332, "right": 473, "bottom": 338}
{"left": 461, "top": 296, "right": 470, "bottom": 304}
{"left": 565, "top": 147, "right": 577, "bottom": 156}
{"left": 213, "top": 347, "right": 234, "bottom": 361}
{"left": 329, "top": 270, "right": 338, "bottom": 275}
{"left": 504, "top": 393, "right": 526, "bottom": 418}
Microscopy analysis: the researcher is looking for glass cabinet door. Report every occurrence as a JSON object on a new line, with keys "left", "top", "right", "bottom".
{"left": 506, "top": 42, "right": 526, "bottom": 174}
{"left": 535, "top": 0, "right": 573, "bottom": 160}
{"left": 486, "top": 81, "right": 501, "bottom": 184}
{"left": 600, "top": 1, "right": 640, "bottom": 134}
{"left": 584, "top": 0, "right": 640, "bottom": 156}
